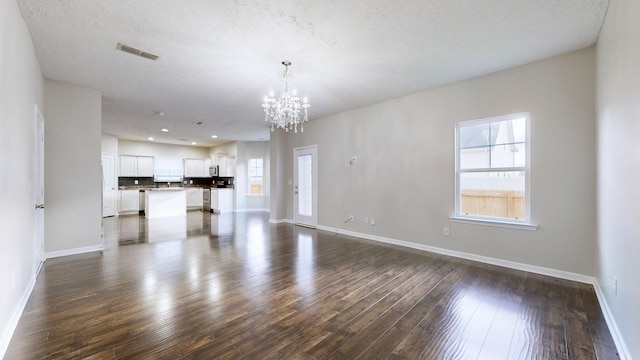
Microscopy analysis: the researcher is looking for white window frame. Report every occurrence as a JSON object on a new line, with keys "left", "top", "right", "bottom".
{"left": 451, "top": 112, "right": 537, "bottom": 231}
{"left": 248, "top": 158, "right": 264, "bottom": 195}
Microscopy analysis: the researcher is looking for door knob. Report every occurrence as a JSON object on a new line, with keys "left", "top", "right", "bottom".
{"left": 35, "top": 204, "right": 45, "bottom": 209}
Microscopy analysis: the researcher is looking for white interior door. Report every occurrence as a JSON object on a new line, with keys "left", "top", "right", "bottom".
{"left": 102, "top": 153, "right": 117, "bottom": 217}
{"left": 34, "top": 106, "right": 45, "bottom": 273}
{"left": 293, "top": 145, "right": 318, "bottom": 228}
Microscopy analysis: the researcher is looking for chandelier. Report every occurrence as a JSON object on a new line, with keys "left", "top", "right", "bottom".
{"left": 262, "top": 61, "right": 310, "bottom": 133}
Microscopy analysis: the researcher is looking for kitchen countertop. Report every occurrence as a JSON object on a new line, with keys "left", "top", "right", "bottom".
{"left": 119, "top": 185, "right": 212, "bottom": 190}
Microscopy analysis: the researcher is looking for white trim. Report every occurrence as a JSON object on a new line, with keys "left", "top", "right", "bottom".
{"left": 235, "top": 208, "right": 270, "bottom": 213}
{"left": 316, "top": 225, "right": 590, "bottom": 282}
{"left": 0, "top": 273, "right": 37, "bottom": 359}
{"left": 450, "top": 216, "right": 538, "bottom": 231}
{"left": 455, "top": 113, "right": 532, "bottom": 223}
{"left": 45, "top": 245, "right": 104, "bottom": 259}
{"left": 592, "top": 283, "right": 632, "bottom": 360}
{"left": 269, "top": 218, "right": 293, "bottom": 224}
{"left": 314, "top": 224, "right": 630, "bottom": 357}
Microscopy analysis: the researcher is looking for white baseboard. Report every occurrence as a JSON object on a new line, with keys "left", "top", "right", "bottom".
{"left": 269, "top": 218, "right": 293, "bottom": 224}
{"left": 315, "top": 225, "right": 631, "bottom": 359}
{"left": 0, "top": 273, "right": 37, "bottom": 359}
{"left": 45, "top": 245, "right": 104, "bottom": 259}
{"left": 317, "top": 225, "right": 594, "bottom": 283}
{"left": 592, "top": 283, "right": 632, "bottom": 360}
{"left": 235, "top": 208, "right": 270, "bottom": 213}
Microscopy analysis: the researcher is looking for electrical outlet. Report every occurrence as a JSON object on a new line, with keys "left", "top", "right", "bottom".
{"left": 134, "top": 179, "right": 138, "bottom": 185}
{"left": 443, "top": 227, "right": 450, "bottom": 236}
{"left": 370, "top": 218, "right": 376, "bottom": 226}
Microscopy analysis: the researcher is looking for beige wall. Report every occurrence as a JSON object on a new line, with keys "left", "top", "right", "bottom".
{"left": 118, "top": 139, "right": 210, "bottom": 160}
{"left": 235, "top": 141, "right": 270, "bottom": 211}
{"left": 596, "top": 0, "right": 640, "bottom": 356}
{"left": 274, "top": 48, "right": 597, "bottom": 276}
{"left": 102, "top": 134, "right": 118, "bottom": 155}
{"left": 269, "top": 130, "right": 290, "bottom": 221}
{"left": 44, "top": 80, "right": 102, "bottom": 253}
{"left": 0, "top": 0, "right": 44, "bottom": 353}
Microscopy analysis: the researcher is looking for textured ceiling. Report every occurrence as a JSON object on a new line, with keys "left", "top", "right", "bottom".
{"left": 18, "top": 0, "right": 609, "bottom": 146}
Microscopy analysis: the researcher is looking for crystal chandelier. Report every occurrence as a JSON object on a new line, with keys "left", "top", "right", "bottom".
{"left": 262, "top": 61, "right": 310, "bottom": 133}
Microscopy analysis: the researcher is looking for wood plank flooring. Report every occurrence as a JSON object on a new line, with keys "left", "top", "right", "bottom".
{"left": 5, "top": 211, "right": 619, "bottom": 359}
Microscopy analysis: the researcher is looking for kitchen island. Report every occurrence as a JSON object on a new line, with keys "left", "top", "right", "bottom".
{"left": 145, "top": 188, "right": 186, "bottom": 218}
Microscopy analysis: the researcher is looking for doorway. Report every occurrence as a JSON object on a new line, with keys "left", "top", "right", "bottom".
{"left": 102, "top": 153, "right": 117, "bottom": 217}
{"left": 34, "top": 105, "right": 45, "bottom": 273}
{"left": 293, "top": 145, "right": 318, "bottom": 228}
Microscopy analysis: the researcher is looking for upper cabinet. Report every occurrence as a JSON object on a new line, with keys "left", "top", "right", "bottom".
{"left": 184, "top": 158, "right": 212, "bottom": 177}
{"left": 119, "top": 155, "right": 154, "bottom": 177}
{"left": 213, "top": 154, "right": 235, "bottom": 177}
{"left": 137, "top": 157, "right": 154, "bottom": 177}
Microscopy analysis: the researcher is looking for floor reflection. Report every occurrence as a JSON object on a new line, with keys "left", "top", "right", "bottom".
{"left": 295, "top": 229, "right": 316, "bottom": 295}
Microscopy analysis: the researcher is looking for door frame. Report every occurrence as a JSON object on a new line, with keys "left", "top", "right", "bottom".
{"left": 101, "top": 153, "right": 117, "bottom": 217}
{"left": 34, "top": 105, "right": 45, "bottom": 274}
{"left": 293, "top": 145, "right": 318, "bottom": 228}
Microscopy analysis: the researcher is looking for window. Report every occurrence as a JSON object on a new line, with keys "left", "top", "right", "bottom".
{"left": 455, "top": 113, "right": 531, "bottom": 225}
{"left": 248, "top": 158, "right": 264, "bottom": 195}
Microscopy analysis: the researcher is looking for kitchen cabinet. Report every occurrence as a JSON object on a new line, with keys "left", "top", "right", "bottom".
{"left": 119, "top": 155, "right": 154, "bottom": 177}
{"left": 211, "top": 188, "right": 233, "bottom": 213}
{"left": 184, "top": 159, "right": 212, "bottom": 177}
{"left": 218, "top": 156, "right": 235, "bottom": 177}
{"left": 186, "top": 188, "right": 203, "bottom": 209}
{"left": 119, "top": 190, "right": 140, "bottom": 213}
{"left": 137, "top": 157, "right": 154, "bottom": 176}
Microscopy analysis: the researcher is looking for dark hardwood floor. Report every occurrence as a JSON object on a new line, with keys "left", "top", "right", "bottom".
{"left": 6, "top": 211, "right": 618, "bottom": 359}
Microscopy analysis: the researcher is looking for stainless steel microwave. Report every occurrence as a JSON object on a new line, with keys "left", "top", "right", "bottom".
{"left": 209, "top": 165, "right": 219, "bottom": 176}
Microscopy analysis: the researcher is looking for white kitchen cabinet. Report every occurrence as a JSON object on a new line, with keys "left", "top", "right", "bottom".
{"left": 119, "top": 156, "right": 137, "bottom": 176}
{"left": 119, "top": 190, "right": 140, "bottom": 213}
{"left": 218, "top": 156, "right": 235, "bottom": 177}
{"left": 211, "top": 188, "right": 233, "bottom": 212}
{"left": 137, "top": 156, "right": 154, "bottom": 177}
{"left": 184, "top": 159, "right": 204, "bottom": 177}
{"left": 119, "top": 155, "right": 154, "bottom": 177}
{"left": 186, "top": 188, "right": 203, "bottom": 209}
{"left": 184, "top": 159, "right": 211, "bottom": 178}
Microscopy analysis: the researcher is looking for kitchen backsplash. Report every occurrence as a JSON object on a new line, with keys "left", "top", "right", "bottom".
{"left": 118, "top": 176, "right": 234, "bottom": 187}
{"left": 118, "top": 177, "right": 155, "bottom": 187}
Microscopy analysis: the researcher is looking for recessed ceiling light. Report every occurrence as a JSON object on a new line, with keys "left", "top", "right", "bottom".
{"left": 161, "top": 128, "right": 169, "bottom": 132}
{"left": 148, "top": 137, "right": 154, "bottom": 141}
{"left": 211, "top": 135, "right": 218, "bottom": 138}
{"left": 191, "top": 142, "right": 197, "bottom": 145}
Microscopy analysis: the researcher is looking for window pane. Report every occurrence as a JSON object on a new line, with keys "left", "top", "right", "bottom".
{"left": 248, "top": 158, "right": 263, "bottom": 194}
{"left": 459, "top": 171, "right": 525, "bottom": 220}
{"left": 459, "top": 123, "right": 491, "bottom": 148}
{"left": 491, "top": 118, "right": 525, "bottom": 145}
{"left": 460, "top": 147, "right": 490, "bottom": 169}
{"left": 298, "top": 155, "right": 312, "bottom": 217}
{"left": 491, "top": 143, "right": 525, "bottom": 168}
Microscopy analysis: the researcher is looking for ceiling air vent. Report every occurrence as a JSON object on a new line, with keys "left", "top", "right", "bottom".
{"left": 116, "top": 42, "right": 159, "bottom": 61}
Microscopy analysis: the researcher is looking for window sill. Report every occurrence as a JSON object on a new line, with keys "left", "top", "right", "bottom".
{"left": 450, "top": 216, "right": 538, "bottom": 231}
